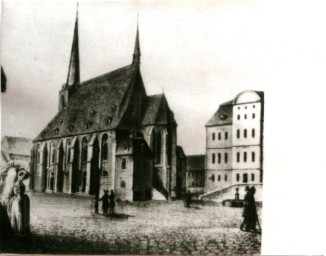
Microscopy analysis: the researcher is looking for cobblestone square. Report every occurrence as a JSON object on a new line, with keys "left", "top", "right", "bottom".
{"left": 1, "top": 193, "right": 261, "bottom": 254}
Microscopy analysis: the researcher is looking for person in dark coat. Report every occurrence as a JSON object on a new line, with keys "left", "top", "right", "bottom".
{"left": 247, "top": 186, "right": 259, "bottom": 232}
{"left": 99, "top": 190, "right": 109, "bottom": 216}
{"left": 240, "top": 186, "right": 251, "bottom": 231}
{"left": 94, "top": 194, "right": 99, "bottom": 214}
{"left": 109, "top": 190, "right": 115, "bottom": 216}
{"left": 185, "top": 190, "right": 192, "bottom": 208}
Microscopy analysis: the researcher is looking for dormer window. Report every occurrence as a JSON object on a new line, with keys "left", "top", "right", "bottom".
{"left": 68, "top": 124, "right": 74, "bottom": 132}
{"left": 220, "top": 114, "right": 227, "bottom": 120}
{"left": 106, "top": 117, "right": 112, "bottom": 125}
{"left": 90, "top": 110, "right": 96, "bottom": 117}
{"left": 86, "top": 121, "right": 93, "bottom": 129}
{"left": 54, "top": 128, "right": 59, "bottom": 135}
{"left": 124, "top": 144, "right": 129, "bottom": 151}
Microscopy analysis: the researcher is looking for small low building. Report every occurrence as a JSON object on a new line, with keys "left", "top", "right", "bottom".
{"left": 185, "top": 155, "right": 205, "bottom": 195}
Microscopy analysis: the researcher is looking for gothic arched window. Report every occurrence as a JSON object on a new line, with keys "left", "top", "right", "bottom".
{"left": 66, "top": 140, "right": 71, "bottom": 162}
{"left": 82, "top": 137, "right": 88, "bottom": 163}
{"left": 51, "top": 142, "right": 56, "bottom": 164}
{"left": 101, "top": 134, "right": 108, "bottom": 161}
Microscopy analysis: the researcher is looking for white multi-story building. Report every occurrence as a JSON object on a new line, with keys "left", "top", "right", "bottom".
{"left": 203, "top": 90, "right": 264, "bottom": 200}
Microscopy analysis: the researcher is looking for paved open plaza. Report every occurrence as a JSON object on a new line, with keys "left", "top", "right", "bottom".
{"left": 1, "top": 193, "right": 261, "bottom": 254}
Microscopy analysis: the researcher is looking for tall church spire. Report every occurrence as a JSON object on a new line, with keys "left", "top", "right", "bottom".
{"left": 66, "top": 4, "right": 80, "bottom": 87}
{"left": 132, "top": 13, "right": 141, "bottom": 65}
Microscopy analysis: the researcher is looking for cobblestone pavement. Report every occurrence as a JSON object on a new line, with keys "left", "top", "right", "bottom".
{"left": 1, "top": 193, "right": 261, "bottom": 254}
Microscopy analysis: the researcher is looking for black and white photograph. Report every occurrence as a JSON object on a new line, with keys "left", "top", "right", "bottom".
{"left": 3, "top": 0, "right": 325, "bottom": 255}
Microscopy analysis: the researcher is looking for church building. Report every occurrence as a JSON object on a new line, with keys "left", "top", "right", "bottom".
{"left": 30, "top": 10, "right": 178, "bottom": 201}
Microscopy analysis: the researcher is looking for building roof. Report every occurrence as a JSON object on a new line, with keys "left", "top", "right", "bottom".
{"left": 141, "top": 94, "right": 176, "bottom": 126}
{"left": 206, "top": 102, "right": 233, "bottom": 127}
{"left": 176, "top": 146, "right": 186, "bottom": 159}
{"left": 35, "top": 64, "right": 139, "bottom": 141}
{"left": 1, "top": 136, "right": 33, "bottom": 160}
{"left": 206, "top": 91, "right": 264, "bottom": 127}
{"left": 186, "top": 155, "right": 205, "bottom": 171}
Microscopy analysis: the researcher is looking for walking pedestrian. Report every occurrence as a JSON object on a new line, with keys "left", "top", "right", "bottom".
{"left": 94, "top": 194, "right": 99, "bottom": 214}
{"left": 109, "top": 190, "right": 115, "bottom": 216}
{"left": 247, "top": 186, "right": 259, "bottom": 232}
{"left": 240, "top": 186, "right": 251, "bottom": 231}
{"left": 99, "top": 190, "right": 109, "bottom": 216}
{"left": 185, "top": 190, "right": 192, "bottom": 208}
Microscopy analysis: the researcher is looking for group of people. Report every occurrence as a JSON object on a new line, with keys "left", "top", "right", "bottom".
{"left": 95, "top": 189, "right": 115, "bottom": 216}
{"left": 240, "top": 186, "right": 260, "bottom": 233}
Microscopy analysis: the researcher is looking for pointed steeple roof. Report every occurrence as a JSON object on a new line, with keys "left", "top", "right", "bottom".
{"left": 66, "top": 5, "right": 80, "bottom": 87}
{"left": 132, "top": 13, "right": 141, "bottom": 65}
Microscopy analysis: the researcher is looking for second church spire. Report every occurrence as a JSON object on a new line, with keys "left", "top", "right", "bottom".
{"left": 66, "top": 4, "right": 80, "bottom": 87}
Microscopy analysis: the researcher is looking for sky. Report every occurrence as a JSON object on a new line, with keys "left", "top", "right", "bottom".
{"left": 1, "top": 0, "right": 264, "bottom": 155}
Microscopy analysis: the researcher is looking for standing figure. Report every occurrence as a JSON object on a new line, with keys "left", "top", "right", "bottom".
{"left": 240, "top": 186, "right": 251, "bottom": 231}
{"left": 185, "top": 190, "right": 192, "bottom": 208}
{"left": 248, "top": 186, "right": 259, "bottom": 232}
{"left": 235, "top": 187, "right": 240, "bottom": 201}
{"left": 99, "top": 190, "right": 109, "bottom": 216}
{"left": 109, "top": 190, "right": 115, "bottom": 216}
{"left": 94, "top": 194, "right": 99, "bottom": 214}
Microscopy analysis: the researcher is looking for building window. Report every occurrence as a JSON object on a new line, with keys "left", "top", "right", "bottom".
{"left": 237, "top": 115, "right": 240, "bottom": 120}
{"left": 238, "top": 107, "right": 240, "bottom": 110}
{"left": 66, "top": 141, "right": 71, "bottom": 163}
{"left": 50, "top": 142, "right": 56, "bottom": 164}
{"left": 102, "top": 170, "right": 108, "bottom": 176}
{"left": 244, "top": 129, "right": 247, "bottom": 138}
{"left": 245, "top": 114, "right": 247, "bottom": 119}
{"left": 237, "top": 152, "right": 240, "bottom": 162}
{"left": 218, "top": 132, "right": 221, "bottom": 140}
{"left": 121, "top": 158, "right": 127, "bottom": 169}
{"left": 224, "top": 153, "right": 228, "bottom": 163}
{"left": 245, "top": 106, "right": 247, "bottom": 109}
{"left": 61, "top": 95, "right": 65, "bottom": 109}
{"left": 236, "top": 173, "right": 240, "bottom": 182}
{"left": 251, "top": 173, "right": 255, "bottom": 181}
{"left": 252, "top": 113, "right": 256, "bottom": 119}
{"left": 224, "top": 174, "right": 227, "bottom": 181}
{"left": 218, "top": 175, "right": 221, "bottom": 181}
{"left": 120, "top": 181, "right": 126, "bottom": 188}
{"left": 253, "top": 105, "right": 256, "bottom": 108}
{"left": 218, "top": 153, "right": 221, "bottom": 164}
{"left": 252, "top": 129, "right": 255, "bottom": 138}
{"left": 252, "top": 152, "right": 255, "bottom": 162}
{"left": 225, "top": 132, "right": 228, "bottom": 140}
{"left": 244, "top": 152, "right": 247, "bottom": 162}
{"left": 82, "top": 137, "right": 88, "bottom": 163}
{"left": 212, "top": 133, "right": 215, "bottom": 140}
{"left": 212, "top": 175, "right": 215, "bottom": 182}
{"left": 101, "top": 134, "right": 108, "bottom": 161}
{"left": 237, "top": 129, "right": 240, "bottom": 139}
{"left": 212, "top": 153, "right": 215, "bottom": 164}
{"left": 243, "top": 173, "right": 248, "bottom": 183}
